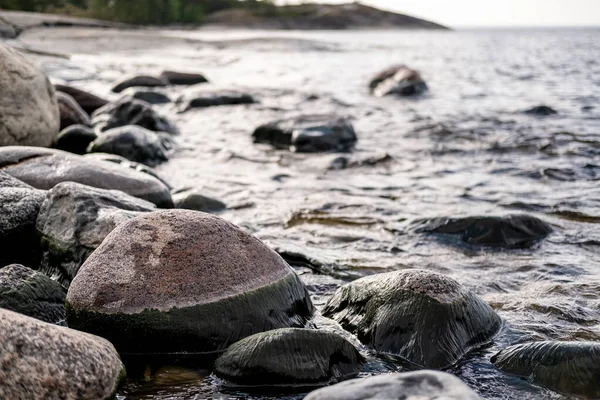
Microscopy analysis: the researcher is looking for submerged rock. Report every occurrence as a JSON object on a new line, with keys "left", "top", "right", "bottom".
{"left": 524, "top": 105, "right": 558, "bottom": 116}
{"left": 88, "top": 125, "right": 169, "bottom": 167}
{"left": 0, "top": 44, "right": 60, "bottom": 147}
{"left": 36, "top": 182, "right": 156, "bottom": 287}
{"left": 492, "top": 341, "right": 600, "bottom": 398}
{"left": 253, "top": 114, "right": 358, "bottom": 153}
{"left": 160, "top": 70, "right": 208, "bottom": 85}
{"left": 0, "top": 147, "right": 173, "bottom": 207}
{"left": 214, "top": 328, "right": 363, "bottom": 387}
{"left": 415, "top": 214, "right": 553, "bottom": 248}
{"left": 92, "top": 97, "right": 178, "bottom": 135}
{"left": 323, "top": 269, "right": 501, "bottom": 368}
{"left": 369, "top": 65, "right": 428, "bottom": 97}
{"left": 0, "top": 264, "right": 66, "bottom": 323}
{"left": 111, "top": 75, "right": 168, "bottom": 93}
{"left": 54, "top": 84, "right": 108, "bottom": 115}
{"left": 122, "top": 88, "right": 171, "bottom": 105}
{"left": 66, "top": 210, "right": 315, "bottom": 354}
{"left": 54, "top": 125, "right": 97, "bottom": 155}
{"left": 172, "top": 188, "right": 226, "bottom": 212}
{"left": 0, "top": 308, "right": 125, "bottom": 400}
{"left": 56, "top": 91, "right": 91, "bottom": 130}
{"left": 304, "top": 370, "right": 481, "bottom": 400}
{"left": 178, "top": 89, "right": 255, "bottom": 111}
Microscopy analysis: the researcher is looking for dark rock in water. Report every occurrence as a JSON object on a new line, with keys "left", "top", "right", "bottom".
{"left": 0, "top": 23, "right": 18, "bottom": 39}
{"left": 0, "top": 173, "right": 46, "bottom": 268}
{"left": 122, "top": 88, "right": 171, "bottom": 105}
{"left": 369, "top": 65, "right": 428, "bottom": 97}
{"left": 0, "top": 264, "right": 66, "bottom": 323}
{"left": 66, "top": 210, "right": 315, "bottom": 354}
{"left": 160, "top": 70, "right": 208, "bottom": 86}
{"left": 83, "top": 152, "right": 172, "bottom": 189}
{"left": 36, "top": 182, "right": 156, "bottom": 287}
{"left": 253, "top": 114, "right": 358, "bottom": 153}
{"left": 304, "top": 370, "right": 481, "bottom": 400}
{"left": 56, "top": 91, "right": 91, "bottom": 130}
{"left": 111, "top": 75, "right": 168, "bottom": 93}
{"left": 0, "top": 308, "right": 125, "bottom": 400}
{"left": 178, "top": 89, "right": 255, "bottom": 111}
{"left": 0, "top": 146, "right": 173, "bottom": 208}
{"left": 523, "top": 105, "right": 558, "bottom": 116}
{"left": 54, "top": 84, "right": 108, "bottom": 115}
{"left": 214, "top": 328, "right": 363, "bottom": 387}
{"left": 92, "top": 97, "right": 178, "bottom": 135}
{"left": 88, "top": 125, "right": 169, "bottom": 167}
{"left": 492, "top": 341, "right": 600, "bottom": 398}
{"left": 54, "top": 124, "right": 97, "bottom": 155}
{"left": 415, "top": 214, "right": 553, "bottom": 248}
{"left": 172, "top": 188, "right": 226, "bottom": 212}
{"left": 323, "top": 269, "right": 501, "bottom": 368}
{"left": 0, "top": 44, "right": 60, "bottom": 147}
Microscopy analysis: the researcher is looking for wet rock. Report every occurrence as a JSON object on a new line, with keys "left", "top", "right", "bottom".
{"left": 0, "top": 44, "right": 60, "bottom": 147}
{"left": 214, "top": 328, "right": 363, "bottom": 387}
{"left": 415, "top": 214, "right": 553, "bottom": 248}
{"left": 369, "top": 65, "right": 428, "bottom": 97}
{"left": 36, "top": 182, "right": 156, "bottom": 287}
{"left": 0, "top": 23, "right": 18, "bottom": 39}
{"left": 88, "top": 125, "right": 169, "bottom": 167}
{"left": 178, "top": 89, "right": 256, "bottom": 111}
{"left": 160, "top": 70, "right": 208, "bottom": 86}
{"left": 92, "top": 97, "right": 178, "bottom": 135}
{"left": 54, "top": 124, "right": 97, "bottom": 155}
{"left": 304, "top": 370, "right": 482, "bottom": 400}
{"left": 83, "top": 152, "right": 172, "bottom": 189}
{"left": 111, "top": 75, "right": 168, "bottom": 93}
{"left": 253, "top": 114, "right": 358, "bottom": 153}
{"left": 0, "top": 264, "right": 66, "bottom": 323}
{"left": 54, "top": 84, "right": 108, "bottom": 115}
{"left": 323, "top": 269, "right": 501, "bottom": 368}
{"left": 0, "top": 308, "right": 125, "bottom": 400}
{"left": 524, "top": 105, "right": 558, "bottom": 116}
{"left": 0, "top": 146, "right": 173, "bottom": 207}
{"left": 56, "top": 91, "right": 91, "bottom": 130}
{"left": 66, "top": 210, "right": 315, "bottom": 354}
{"left": 492, "top": 341, "right": 600, "bottom": 398}
{"left": 172, "top": 188, "right": 226, "bottom": 212}
{"left": 122, "top": 88, "right": 171, "bottom": 105}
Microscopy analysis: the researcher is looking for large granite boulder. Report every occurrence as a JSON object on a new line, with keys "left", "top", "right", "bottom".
{"left": 415, "top": 214, "right": 553, "bottom": 249}
{"left": 66, "top": 210, "right": 315, "bottom": 354}
{"left": 0, "top": 44, "right": 60, "bottom": 147}
{"left": 178, "top": 89, "right": 255, "bottom": 112}
{"left": 54, "top": 125, "right": 97, "bottom": 155}
{"left": 369, "top": 65, "right": 428, "bottom": 97}
{"left": 0, "top": 146, "right": 173, "bottom": 207}
{"left": 54, "top": 84, "right": 108, "bottom": 115}
{"left": 492, "top": 341, "right": 600, "bottom": 398}
{"left": 111, "top": 75, "right": 168, "bottom": 93}
{"left": 304, "top": 371, "right": 481, "bottom": 400}
{"left": 253, "top": 114, "right": 358, "bottom": 153}
{"left": 160, "top": 70, "right": 208, "bottom": 86}
{"left": 0, "top": 264, "right": 66, "bottom": 323}
{"left": 36, "top": 182, "right": 156, "bottom": 287}
{"left": 56, "top": 91, "right": 91, "bottom": 130}
{"left": 92, "top": 97, "right": 178, "bottom": 135}
{"left": 214, "top": 328, "right": 363, "bottom": 387}
{"left": 323, "top": 269, "right": 501, "bottom": 368}
{"left": 0, "top": 308, "right": 125, "bottom": 400}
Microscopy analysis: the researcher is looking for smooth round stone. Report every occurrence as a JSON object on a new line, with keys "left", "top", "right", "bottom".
{"left": 111, "top": 75, "right": 168, "bottom": 93}
{"left": 214, "top": 328, "right": 363, "bottom": 387}
{"left": 0, "top": 44, "right": 60, "bottom": 147}
{"left": 0, "top": 264, "right": 66, "bottom": 323}
{"left": 54, "top": 84, "right": 108, "bottom": 115}
{"left": 323, "top": 269, "right": 501, "bottom": 368}
{"left": 369, "top": 64, "right": 428, "bottom": 97}
{"left": 56, "top": 91, "right": 91, "bottom": 130}
{"left": 178, "top": 89, "right": 255, "bottom": 111}
{"left": 172, "top": 188, "right": 226, "bottom": 212}
{"left": 492, "top": 341, "right": 600, "bottom": 398}
{"left": 122, "top": 88, "right": 171, "bottom": 105}
{"left": 66, "top": 210, "right": 315, "bottom": 354}
{"left": 92, "top": 97, "right": 178, "bottom": 135}
{"left": 304, "top": 371, "right": 482, "bottom": 400}
{"left": 160, "top": 70, "right": 208, "bottom": 85}
{"left": 0, "top": 308, "right": 125, "bottom": 400}
{"left": 54, "top": 124, "right": 97, "bottom": 155}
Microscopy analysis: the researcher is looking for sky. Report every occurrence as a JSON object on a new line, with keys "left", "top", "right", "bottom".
{"left": 277, "top": 0, "right": 600, "bottom": 27}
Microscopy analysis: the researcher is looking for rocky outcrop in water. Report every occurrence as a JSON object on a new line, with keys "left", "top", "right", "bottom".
{"left": 0, "top": 146, "right": 173, "bottom": 207}
{"left": 172, "top": 188, "right": 227, "bottom": 212}
{"left": 253, "top": 114, "right": 358, "bottom": 153}
{"left": 415, "top": 214, "right": 553, "bottom": 248}
{"left": 54, "top": 125, "right": 97, "bottom": 155}
{"left": 56, "top": 91, "right": 91, "bottom": 130}
{"left": 214, "top": 328, "right": 363, "bottom": 387}
{"left": 323, "top": 269, "right": 501, "bottom": 368}
{"left": 111, "top": 75, "right": 168, "bottom": 93}
{"left": 160, "top": 70, "right": 209, "bottom": 85}
{"left": 92, "top": 97, "right": 179, "bottom": 135}
{"left": 369, "top": 65, "right": 428, "bottom": 97}
{"left": 523, "top": 105, "right": 558, "bottom": 116}
{"left": 66, "top": 210, "right": 315, "bottom": 354}
{"left": 492, "top": 341, "right": 600, "bottom": 398}
{"left": 0, "top": 264, "right": 66, "bottom": 323}
{"left": 177, "top": 89, "right": 256, "bottom": 111}
{"left": 304, "top": 370, "right": 481, "bottom": 400}
{"left": 54, "top": 84, "right": 108, "bottom": 115}
{"left": 0, "top": 308, "right": 125, "bottom": 400}
{"left": 0, "top": 44, "right": 60, "bottom": 147}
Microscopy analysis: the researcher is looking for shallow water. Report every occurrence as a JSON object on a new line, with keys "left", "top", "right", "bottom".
{"left": 34, "top": 27, "right": 600, "bottom": 399}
